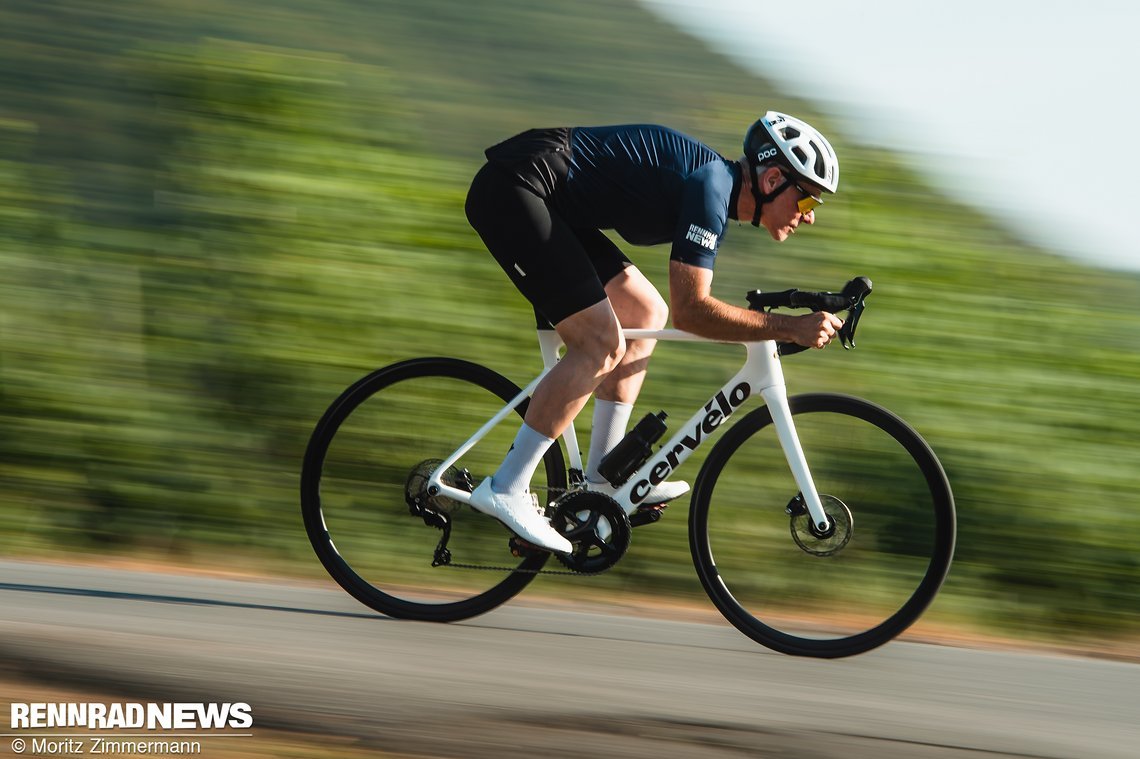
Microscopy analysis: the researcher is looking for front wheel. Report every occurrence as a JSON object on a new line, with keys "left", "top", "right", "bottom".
{"left": 689, "top": 393, "right": 955, "bottom": 658}
{"left": 301, "top": 358, "right": 566, "bottom": 622}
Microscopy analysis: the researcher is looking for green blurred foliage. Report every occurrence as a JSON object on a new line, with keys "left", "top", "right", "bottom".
{"left": 1, "top": 0, "right": 1137, "bottom": 641}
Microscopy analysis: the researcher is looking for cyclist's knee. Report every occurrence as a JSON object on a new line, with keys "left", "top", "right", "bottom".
{"left": 558, "top": 303, "right": 626, "bottom": 373}
{"left": 637, "top": 290, "right": 670, "bottom": 331}
{"left": 569, "top": 329, "right": 625, "bottom": 374}
{"left": 618, "top": 293, "right": 668, "bottom": 332}
{"left": 600, "top": 334, "right": 627, "bottom": 373}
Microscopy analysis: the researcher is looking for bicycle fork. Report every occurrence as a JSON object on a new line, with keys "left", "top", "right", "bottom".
{"left": 761, "top": 383, "right": 833, "bottom": 535}
{"left": 738, "top": 341, "right": 833, "bottom": 535}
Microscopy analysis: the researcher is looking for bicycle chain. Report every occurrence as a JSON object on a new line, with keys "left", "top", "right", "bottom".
{"left": 438, "top": 561, "right": 597, "bottom": 576}
{"left": 423, "top": 483, "right": 610, "bottom": 575}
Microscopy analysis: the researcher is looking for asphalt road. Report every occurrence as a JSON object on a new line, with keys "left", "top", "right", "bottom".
{"left": 1, "top": 560, "right": 1136, "bottom": 758}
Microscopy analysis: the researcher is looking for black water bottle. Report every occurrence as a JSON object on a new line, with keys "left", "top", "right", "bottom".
{"left": 596, "top": 411, "right": 668, "bottom": 486}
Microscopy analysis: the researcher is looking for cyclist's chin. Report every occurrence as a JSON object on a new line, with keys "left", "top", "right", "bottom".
{"left": 758, "top": 216, "right": 794, "bottom": 241}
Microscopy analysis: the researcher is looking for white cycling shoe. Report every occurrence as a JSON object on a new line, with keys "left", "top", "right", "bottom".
{"left": 586, "top": 478, "right": 691, "bottom": 506}
{"left": 469, "top": 479, "right": 573, "bottom": 555}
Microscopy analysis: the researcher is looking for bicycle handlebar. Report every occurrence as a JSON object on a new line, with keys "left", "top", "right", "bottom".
{"left": 746, "top": 276, "right": 873, "bottom": 356}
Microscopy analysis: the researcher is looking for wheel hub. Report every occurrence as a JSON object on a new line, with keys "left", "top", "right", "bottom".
{"left": 786, "top": 493, "right": 853, "bottom": 556}
{"left": 405, "top": 459, "right": 472, "bottom": 516}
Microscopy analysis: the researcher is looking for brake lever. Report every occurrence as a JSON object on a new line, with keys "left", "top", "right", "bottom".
{"left": 837, "top": 276, "right": 872, "bottom": 350}
{"left": 838, "top": 300, "right": 862, "bottom": 349}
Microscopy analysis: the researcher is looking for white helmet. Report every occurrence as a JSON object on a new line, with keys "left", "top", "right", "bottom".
{"left": 744, "top": 111, "right": 839, "bottom": 193}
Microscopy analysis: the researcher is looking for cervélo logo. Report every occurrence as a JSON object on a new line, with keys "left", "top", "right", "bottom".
{"left": 630, "top": 382, "right": 751, "bottom": 504}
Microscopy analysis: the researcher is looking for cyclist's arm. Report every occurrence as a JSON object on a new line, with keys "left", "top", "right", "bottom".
{"left": 668, "top": 261, "right": 841, "bottom": 348}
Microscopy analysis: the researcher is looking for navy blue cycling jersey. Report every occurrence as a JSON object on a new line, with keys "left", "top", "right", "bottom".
{"left": 553, "top": 125, "right": 742, "bottom": 270}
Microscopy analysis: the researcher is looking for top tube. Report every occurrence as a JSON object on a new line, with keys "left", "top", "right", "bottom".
{"left": 540, "top": 327, "right": 757, "bottom": 346}
{"left": 620, "top": 328, "right": 746, "bottom": 343}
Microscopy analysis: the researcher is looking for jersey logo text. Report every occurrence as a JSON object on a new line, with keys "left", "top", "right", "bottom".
{"left": 685, "top": 224, "right": 718, "bottom": 251}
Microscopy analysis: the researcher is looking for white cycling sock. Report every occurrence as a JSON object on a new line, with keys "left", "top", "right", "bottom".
{"left": 585, "top": 398, "right": 633, "bottom": 485}
{"left": 491, "top": 422, "right": 555, "bottom": 495}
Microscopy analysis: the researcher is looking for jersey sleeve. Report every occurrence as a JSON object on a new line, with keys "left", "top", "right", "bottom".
{"left": 669, "top": 162, "right": 733, "bottom": 270}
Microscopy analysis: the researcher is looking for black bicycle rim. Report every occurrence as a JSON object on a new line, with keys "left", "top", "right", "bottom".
{"left": 689, "top": 393, "right": 955, "bottom": 658}
{"left": 301, "top": 357, "right": 565, "bottom": 622}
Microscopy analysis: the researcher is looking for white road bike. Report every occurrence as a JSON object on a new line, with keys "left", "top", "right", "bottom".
{"left": 301, "top": 277, "right": 956, "bottom": 657}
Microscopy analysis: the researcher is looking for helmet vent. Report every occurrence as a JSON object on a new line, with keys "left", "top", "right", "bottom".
{"left": 792, "top": 146, "right": 808, "bottom": 164}
{"left": 813, "top": 150, "right": 827, "bottom": 178}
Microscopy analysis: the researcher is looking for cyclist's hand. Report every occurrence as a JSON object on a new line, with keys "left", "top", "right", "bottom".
{"left": 791, "top": 311, "right": 844, "bottom": 349}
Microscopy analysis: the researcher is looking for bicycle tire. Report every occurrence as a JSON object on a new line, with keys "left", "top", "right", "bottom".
{"left": 301, "top": 357, "right": 566, "bottom": 622}
{"left": 689, "top": 393, "right": 955, "bottom": 658}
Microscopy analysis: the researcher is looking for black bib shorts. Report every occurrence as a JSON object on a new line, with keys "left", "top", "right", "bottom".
{"left": 464, "top": 128, "right": 632, "bottom": 329}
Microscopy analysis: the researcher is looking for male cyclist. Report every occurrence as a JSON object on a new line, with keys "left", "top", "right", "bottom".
{"left": 464, "top": 111, "right": 842, "bottom": 553}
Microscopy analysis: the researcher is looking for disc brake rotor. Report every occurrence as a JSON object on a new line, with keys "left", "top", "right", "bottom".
{"left": 788, "top": 494, "right": 853, "bottom": 557}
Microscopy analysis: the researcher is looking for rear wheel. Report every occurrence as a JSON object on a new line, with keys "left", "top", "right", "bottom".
{"left": 689, "top": 393, "right": 955, "bottom": 657}
{"left": 301, "top": 358, "right": 566, "bottom": 622}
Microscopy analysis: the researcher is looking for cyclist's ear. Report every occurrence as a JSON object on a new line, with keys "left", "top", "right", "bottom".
{"left": 760, "top": 165, "right": 784, "bottom": 193}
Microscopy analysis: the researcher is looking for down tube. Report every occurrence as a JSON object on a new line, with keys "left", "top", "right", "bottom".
{"left": 608, "top": 341, "right": 780, "bottom": 515}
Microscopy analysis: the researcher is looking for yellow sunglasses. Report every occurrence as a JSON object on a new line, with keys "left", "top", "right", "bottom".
{"left": 787, "top": 175, "right": 823, "bottom": 215}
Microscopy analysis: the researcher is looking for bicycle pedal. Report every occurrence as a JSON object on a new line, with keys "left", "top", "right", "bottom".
{"left": 508, "top": 535, "right": 544, "bottom": 558}
{"left": 629, "top": 503, "right": 667, "bottom": 528}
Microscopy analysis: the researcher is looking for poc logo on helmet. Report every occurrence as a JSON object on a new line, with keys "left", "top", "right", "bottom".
{"left": 756, "top": 147, "right": 778, "bottom": 161}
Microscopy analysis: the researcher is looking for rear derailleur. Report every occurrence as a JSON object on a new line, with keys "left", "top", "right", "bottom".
{"left": 404, "top": 459, "right": 475, "bottom": 567}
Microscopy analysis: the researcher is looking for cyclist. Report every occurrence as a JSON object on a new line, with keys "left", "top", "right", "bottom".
{"left": 464, "top": 111, "right": 842, "bottom": 553}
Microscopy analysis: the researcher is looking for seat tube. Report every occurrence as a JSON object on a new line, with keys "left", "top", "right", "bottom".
{"left": 537, "top": 329, "right": 584, "bottom": 473}
{"left": 760, "top": 382, "right": 832, "bottom": 534}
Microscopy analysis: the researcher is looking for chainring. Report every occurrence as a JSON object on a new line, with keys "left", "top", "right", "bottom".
{"left": 549, "top": 490, "right": 631, "bottom": 574}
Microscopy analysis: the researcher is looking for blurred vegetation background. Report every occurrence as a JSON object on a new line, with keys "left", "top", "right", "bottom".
{"left": 2, "top": 0, "right": 1137, "bottom": 644}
